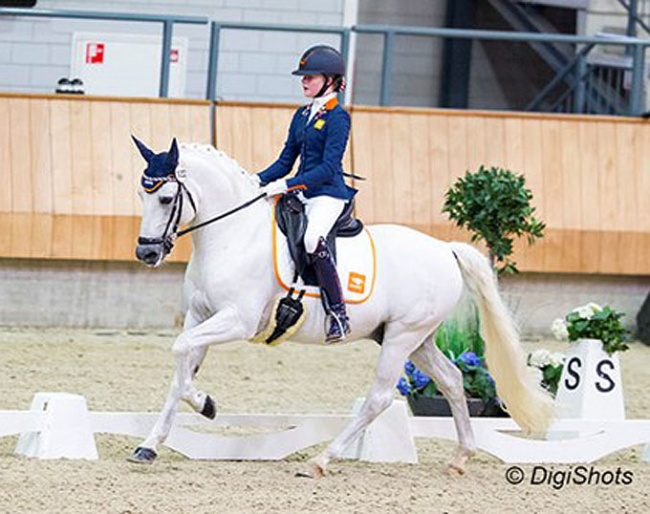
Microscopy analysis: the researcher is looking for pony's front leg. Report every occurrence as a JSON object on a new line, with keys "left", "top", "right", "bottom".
{"left": 129, "top": 305, "right": 247, "bottom": 464}
{"left": 179, "top": 346, "right": 216, "bottom": 419}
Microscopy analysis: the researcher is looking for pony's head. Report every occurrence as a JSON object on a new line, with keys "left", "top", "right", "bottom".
{"left": 133, "top": 136, "right": 197, "bottom": 267}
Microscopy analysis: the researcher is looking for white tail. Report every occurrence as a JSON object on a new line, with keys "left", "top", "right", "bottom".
{"left": 450, "top": 242, "right": 554, "bottom": 433}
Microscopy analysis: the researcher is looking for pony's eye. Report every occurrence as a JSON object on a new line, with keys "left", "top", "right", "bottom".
{"left": 159, "top": 196, "right": 174, "bottom": 205}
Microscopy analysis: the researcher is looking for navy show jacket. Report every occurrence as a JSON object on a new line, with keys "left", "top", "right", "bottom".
{"left": 258, "top": 98, "right": 357, "bottom": 200}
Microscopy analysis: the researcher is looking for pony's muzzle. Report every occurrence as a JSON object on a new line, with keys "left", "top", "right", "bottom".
{"left": 135, "top": 243, "right": 164, "bottom": 267}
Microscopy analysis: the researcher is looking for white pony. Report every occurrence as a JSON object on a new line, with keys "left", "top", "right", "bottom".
{"left": 130, "top": 138, "right": 553, "bottom": 476}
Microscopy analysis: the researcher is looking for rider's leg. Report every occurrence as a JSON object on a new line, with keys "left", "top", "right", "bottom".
{"left": 304, "top": 196, "right": 349, "bottom": 343}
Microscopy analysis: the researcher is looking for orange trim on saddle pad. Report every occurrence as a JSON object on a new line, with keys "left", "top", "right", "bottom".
{"left": 271, "top": 207, "right": 376, "bottom": 304}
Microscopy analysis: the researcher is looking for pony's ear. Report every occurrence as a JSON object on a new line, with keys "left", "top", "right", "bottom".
{"left": 167, "top": 138, "right": 179, "bottom": 169}
{"left": 132, "top": 135, "right": 155, "bottom": 163}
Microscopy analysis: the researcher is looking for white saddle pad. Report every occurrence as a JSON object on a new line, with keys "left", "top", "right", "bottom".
{"left": 272, "top": 221, "right": 376, "bottom": 304}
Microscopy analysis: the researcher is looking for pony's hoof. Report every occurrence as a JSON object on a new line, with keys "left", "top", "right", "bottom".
{"left": 305, "top": 456, "right": 327, "bottom": 479}
{"left": 127, "top": 446, "right": 157, "bottom": 464}
{"left": 444, "top": 463, "right": 466, "bottom": 476}
{"left": 201, "top": 395, "right": 216, "bottom": 419}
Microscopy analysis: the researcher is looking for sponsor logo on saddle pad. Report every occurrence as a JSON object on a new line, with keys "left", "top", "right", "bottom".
{"left": 347, "top": 272, "right": 366, "bottom": 295}
{"left": 272, "top": 223, "right": 377, "bottom": 304}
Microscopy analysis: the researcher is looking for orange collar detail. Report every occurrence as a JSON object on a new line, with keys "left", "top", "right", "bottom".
{"left": 325, "top": 97, "right": 339, "bottom": 110}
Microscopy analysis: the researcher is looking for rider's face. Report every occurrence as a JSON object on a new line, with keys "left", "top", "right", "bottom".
{"left": 301, "top": 74, "right": 330, "bottom": 99}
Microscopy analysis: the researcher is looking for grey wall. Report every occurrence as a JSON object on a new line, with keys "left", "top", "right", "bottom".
{"left": 1, "top": 258, "right": 647, "bottom": 339}
{"left": 0, "top": 259, "right": 185, "bottom": 328}
{"left": 0, "top": 0, "right": 345, "bottom": 102}
{"left": 353, "top": 0, "right": 447, "bottom": 107}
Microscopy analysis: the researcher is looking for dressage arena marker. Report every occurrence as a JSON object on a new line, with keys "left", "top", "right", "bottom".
{"left": 549, "top": 340, "right": 625, "bottom": 440}
{"left": 1, "top": 392, "right": 649, "bottom": 464}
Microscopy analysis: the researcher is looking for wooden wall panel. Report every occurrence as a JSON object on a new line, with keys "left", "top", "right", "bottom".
{"left": 427, "top": 114, "right": 451, "bottom": 240}
{"left": 214, "top": 103, "right": 297, "bottom": 174}
{"left": 350, "top": 106, "right": 650, "bottom": 275}
{"left": 576, "top": 120, "right": 601, "bottom": 273}
{"left": 409, "top": 114, "right": 433, "bottom": 234}
{"left": 0, "top": 94, "right": 210, "bottom": 262}
{"left": 348, "top": 110, "right": 374, "bottom": 222}
{"left": 10, "top": 98, "right": 32, "bottom": 214}
{"left": 1, "top": 95, "right": 649, "bottom": 275}
{"left": 0, "top": 99, "right": 11, "bottom": 214}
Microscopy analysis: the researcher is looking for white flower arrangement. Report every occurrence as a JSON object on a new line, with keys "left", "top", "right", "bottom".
{"left": 527, "top": 349, "right": 565, "bottom": 396}
{"left": 528, "top": 348, "right": 565, "bottom": 369}
{"left": 551, "top": 318, "right": 569, "bottom": 341}
{"left": 551, "top": 302, "right": 629, "bottom": 355}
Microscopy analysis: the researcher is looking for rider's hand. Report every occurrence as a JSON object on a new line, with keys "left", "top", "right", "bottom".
{"left": 260, "top": 179, "right": 288, "bottom": 197}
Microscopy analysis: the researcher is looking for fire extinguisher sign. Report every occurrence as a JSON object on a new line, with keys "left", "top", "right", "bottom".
{"left": 86, "top": 43, "right": 105, "bottom": 64}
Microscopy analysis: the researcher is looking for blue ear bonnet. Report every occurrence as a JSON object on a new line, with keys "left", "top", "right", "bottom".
{"left": 141, "top": 152, "right": 177, "bottom": 193}
{"left": 145, "top": 152, "right": 176, "bottom": 178}
{"left": 133, "top": 136, "right": 180, "bottom": 193}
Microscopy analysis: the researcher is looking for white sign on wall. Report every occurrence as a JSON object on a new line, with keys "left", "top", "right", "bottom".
{"left": 71, "top": 32, "right": 188, "bottom": 98}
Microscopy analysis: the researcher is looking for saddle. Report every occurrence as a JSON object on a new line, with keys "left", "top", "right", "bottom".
{"left": 275, "top": 192, "right": 364, "bottom": 286}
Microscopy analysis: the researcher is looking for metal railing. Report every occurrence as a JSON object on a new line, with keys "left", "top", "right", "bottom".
{"left": 205, "top": 21, "right": 350, "bottom": 103}
{"left": 2, "top": 7, "right": 650, "bottom": 115}
{"left": 353, "top": 24, "right": 650, "bottom": 115}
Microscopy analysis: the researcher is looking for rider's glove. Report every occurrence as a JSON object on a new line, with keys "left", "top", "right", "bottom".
{"left": 260, "top": 179, "right": 288, "bottom": 197}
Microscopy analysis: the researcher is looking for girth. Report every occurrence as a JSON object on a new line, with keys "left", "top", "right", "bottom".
{"left": 275, "top": 192, "right": 364, "bottom": 286}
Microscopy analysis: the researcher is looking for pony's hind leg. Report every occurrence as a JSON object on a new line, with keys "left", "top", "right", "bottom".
{"left": 308, "top": 325, "right": 426, "bottom": 477}
{"left": 409, "top": 339, "right": 476, "bottom": 474}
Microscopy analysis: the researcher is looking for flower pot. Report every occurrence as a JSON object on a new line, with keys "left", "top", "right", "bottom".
{"left": 406, "top": 393, "right": 508, "bottom": 417}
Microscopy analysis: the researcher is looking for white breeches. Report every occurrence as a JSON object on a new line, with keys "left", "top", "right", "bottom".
{"left": 302, "top": 195, "right": 346, "bottom": 253}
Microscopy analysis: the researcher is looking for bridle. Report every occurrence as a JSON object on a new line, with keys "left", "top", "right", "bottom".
{"left": 137, "top": 172, "right": 197, "bottom": 254}
{"left": 138, "top": 171, "right": 265, "bottom": 254}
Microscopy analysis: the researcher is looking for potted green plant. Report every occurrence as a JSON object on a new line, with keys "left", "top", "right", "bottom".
{"left": 400, "top": 165, "right": 546, "bottom": 416}
{"left": 442, "top": 165, "right": 545, "bottom": 274}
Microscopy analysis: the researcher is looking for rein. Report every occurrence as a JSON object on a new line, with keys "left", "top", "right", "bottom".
{"left": 176, "top": 192, "right": 266, "bottom": 237}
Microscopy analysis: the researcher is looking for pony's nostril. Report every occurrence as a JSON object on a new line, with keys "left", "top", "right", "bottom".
{"left": 135, "top": 245, "right": 160, "bottom": 264}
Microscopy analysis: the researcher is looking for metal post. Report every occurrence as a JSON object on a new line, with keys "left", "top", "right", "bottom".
{"left": 573, "top": 53, "right": 587, "bottom": 113}
{"left": 159, "top": 19, "right": 173, "bottom": 98}
{"left": 627, "top": 0, "right": 639, "bottom": 38}
{"left": 206, "top": 22, "right": 221, "bottom": 102}
{"left": 379, "top": 30, "right": 395, "bottom": 106}
{"left": 630, "top": 43, "right": 645, "bottom": 116}
{"left": 207, "top": 23, "right": 221, "bottom": 147}
{"left": 339, "top": 28, "right": 351, "bottom": 106}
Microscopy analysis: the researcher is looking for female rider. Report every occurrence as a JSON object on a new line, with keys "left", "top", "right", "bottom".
{"left": 256, "top": 45, "right": 356, "bottom": 343}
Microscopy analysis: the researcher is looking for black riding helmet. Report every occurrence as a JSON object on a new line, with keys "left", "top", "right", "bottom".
{"left": 292, "top": 45, "right": 345, "bottom": 96}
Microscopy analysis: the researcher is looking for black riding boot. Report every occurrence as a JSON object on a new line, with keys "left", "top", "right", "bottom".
{"left": 310, "top": 237, "right": 350, "bottom": 343}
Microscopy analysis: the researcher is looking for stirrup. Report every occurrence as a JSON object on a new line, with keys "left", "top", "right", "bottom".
{"left": 325, "top": 311, "right": 350, "bottom": 344}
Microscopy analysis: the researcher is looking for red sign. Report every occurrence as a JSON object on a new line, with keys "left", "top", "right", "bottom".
{"left": 170, "top": 48, "right": 179, "bottom": 63}
{"left": 86, "top": 43, "right": 105, "bottom": 64}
